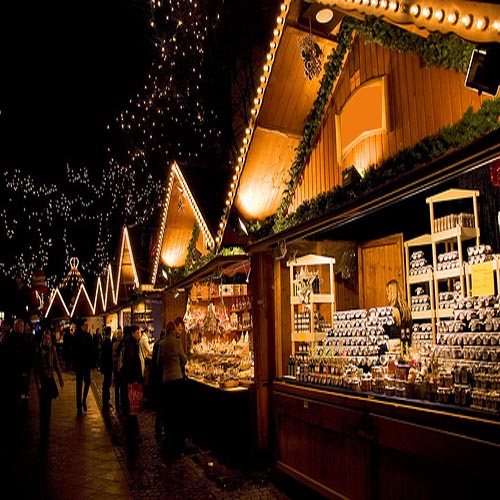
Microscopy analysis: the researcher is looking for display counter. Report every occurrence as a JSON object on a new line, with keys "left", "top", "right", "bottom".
{"left": 186, "top": 377, "right": 256, "bottom": 461}
{"left": 273, "top": 379, "right": 500, "bottom": 500}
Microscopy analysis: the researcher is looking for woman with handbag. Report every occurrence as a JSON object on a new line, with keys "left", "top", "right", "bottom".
{"left": 120, "top": 325, "right": 143, "bottom": 446}
{"left": 33, "top": 330, "right": 64, "bottom": 443}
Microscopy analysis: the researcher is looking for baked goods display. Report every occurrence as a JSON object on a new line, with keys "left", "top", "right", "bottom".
{"left": 186, "top": 337, "right": 254, "bottom": 389}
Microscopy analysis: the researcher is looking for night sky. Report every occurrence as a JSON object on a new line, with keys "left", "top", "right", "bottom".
{"left": 1, "top": 0, "right": 151, "bottom": 181}
{"left": 0, "top": 0, "right": 279, "bottom": 295}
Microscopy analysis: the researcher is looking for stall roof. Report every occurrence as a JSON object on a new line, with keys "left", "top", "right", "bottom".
{"left": 230, "top": 2, "right": 339, "bottom": 224}
{"left": 221, "top": 0, "right": 500, "bottom": 244}
{"left": 164, "top": 254, "right": 249, "bottom": 292}
{"left": 245, "top": 127, "right": 500, "bottom": 253}
{"left": 151, "top": 161, "right": 216, "bottom": 286}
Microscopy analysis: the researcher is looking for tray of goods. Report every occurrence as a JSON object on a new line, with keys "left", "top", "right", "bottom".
{"left": 219, "top": 379, "right": 239, "bottom": 389}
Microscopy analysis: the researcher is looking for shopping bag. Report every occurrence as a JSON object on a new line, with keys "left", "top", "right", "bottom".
{"left": 49, "top": 377, "right": 59, "bottom": 399}
{"left": 128, "top": 382, "right": 143, "bottom": 415}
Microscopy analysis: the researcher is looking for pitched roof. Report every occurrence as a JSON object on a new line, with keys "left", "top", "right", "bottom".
{"left": 221, "top": 0, "right": 500, "bottom": 241}
{"left": 151, "top": 161, "right": 217, "bottom": 285}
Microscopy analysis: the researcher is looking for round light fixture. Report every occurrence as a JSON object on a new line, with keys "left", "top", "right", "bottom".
{"left": 316, "top": 8, "right": 334, "bottom": 24}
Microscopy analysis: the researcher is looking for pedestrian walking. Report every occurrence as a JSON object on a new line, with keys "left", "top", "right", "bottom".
{"left": 33, "top": 330, "right": 64, "bottom": 443}
{"left": 100, "top": 326, "right": 113, "bottom": 412}
{"left": 158, "top": 320, "right": 187, "bottom": 457}
{"left": 73, "top": 318, "right": 93, "bottom": 415}
{"left": 112, "top": 328, "right": 124, "bottom": 413}
{"left": 120, "top": 324, "right": 144, "bottom": 445}
{"left": 151, "top": 326, "right": 167, "bottom": 439}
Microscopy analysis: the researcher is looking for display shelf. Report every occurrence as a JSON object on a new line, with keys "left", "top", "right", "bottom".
{"left": 437, "top": 308, "right": 455, "bottom": 319}
{"left": 431, "top": 226, "right": 479, "bottom": 244}
{"left": 287, "top": 254, "right": 335, "bottom": 352}
{"left": 408, "top": 270, "right": 433, "bottom": 285}
{"left": 426, "top": 189, "right": 480, "bottom": 323}
{"left": 412, "top": 310, "right": 433, "bottom": 320}
{"left": 404, "top": 234, "right": 436, "bottom": 342}
{"left": 434, "top": 268, "right": 462, "bottom": 280}
{"left": 290, "top": 293, "right": 335, "bottom": 305}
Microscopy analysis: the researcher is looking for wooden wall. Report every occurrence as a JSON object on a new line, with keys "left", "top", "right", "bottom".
{"left": 289, "top": 35, "right": 487, "bottom": 213}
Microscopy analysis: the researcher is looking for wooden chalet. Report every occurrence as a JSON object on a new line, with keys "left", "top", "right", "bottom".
{"left": 213, "top": 0, "right": 500, "bottom": 498}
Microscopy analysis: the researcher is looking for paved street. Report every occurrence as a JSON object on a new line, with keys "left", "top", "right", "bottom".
{"left": 0, "top": 368, "right": 310, "bottom": 500}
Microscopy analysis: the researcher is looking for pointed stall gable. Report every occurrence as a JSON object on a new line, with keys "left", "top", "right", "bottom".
{"left": 104, "top": 263, "right": 118, "bottom": 308}
{"left": 214, "top": 0, "right": 339, "bottom": 242}
{"left": 70, "top": 283, "right": 95, "bottom": 318}
{"left": 44, "top": 288, "right": 71, "bottom": 320}
{"left": 152, "top": 161, "right": 215, "bottom": 285}
{"left": 93, "top": 275, "right": 107, "bottom": 316}
{"left": 115, "top": 226, "right": 140, "bottom": 305}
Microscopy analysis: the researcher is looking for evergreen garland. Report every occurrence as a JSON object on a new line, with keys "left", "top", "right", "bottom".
{"left": 272, "top": 97, "right": 500, "bottom": 234}
{"left": 162, "top": 219, "right": 246, "bottom": 282}
{"left": 248, "top": 15, "right": 478, "bottom": 238}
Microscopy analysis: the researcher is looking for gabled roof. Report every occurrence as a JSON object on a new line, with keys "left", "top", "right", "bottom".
{"left": 44, "top": 288, "right": 71, "bottom": 320}
{"left": 216, "top": 0, "right": 339, "bottom": 241}
{"left": 114, "top": 226, "right": 140, "bottom": 306}
{"left": 151, "top": 161, "right": 216, "bottom": 285}
{"left": 220, "top": 0, "right": 500, "bottom": 241}
{"left": 70, "top": 283, "right": 94, "bottom": 318}
{"left": 44, "top": 226, "right": 148, "bottom": 319}
{"left": 92, "top": 274, "right": 107, "bottom": 316}
{"left": 44, "top": 257, "right": 92, "bottom": 320}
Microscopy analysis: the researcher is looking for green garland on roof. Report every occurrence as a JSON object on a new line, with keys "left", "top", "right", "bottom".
{"left": 185, "top": 223, "right": 201, "bottom": 271}
{"left": 161, "top": 221, "right": 246, "bottom": 283}
{"left": 273, "top": 97, "right": 500, "bottom": 234}
{"left": 356, "top": 17, "right": 474, "bottom": 71}
{"left": 247, "top": 15, "right": 476, "bottom": 238}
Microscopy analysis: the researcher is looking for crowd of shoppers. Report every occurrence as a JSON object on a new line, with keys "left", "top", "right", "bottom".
{"left": 0, "top": 315, "right": 187, "bottom": 455}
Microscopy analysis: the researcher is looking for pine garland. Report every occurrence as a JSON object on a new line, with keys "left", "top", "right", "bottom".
{"left": 248, "top": 15, "right": 478, "bottom": 238}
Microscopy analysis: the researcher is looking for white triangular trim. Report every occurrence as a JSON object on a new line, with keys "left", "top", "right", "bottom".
{"left": 70, "top": 283, "right": 95, "bottom": 317}
{"left": 44, "top": 288, "right": 71, "bottom": 319}
{"left": 151, "top": 161, "right": 215, "bottom": 286}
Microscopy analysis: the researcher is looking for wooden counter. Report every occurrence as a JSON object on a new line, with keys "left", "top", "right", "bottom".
{"left": 185, "top": 377, "right": 256, "bottom": 461}
{"left": 273, "top": 380, "right": 500, "bottom": 500}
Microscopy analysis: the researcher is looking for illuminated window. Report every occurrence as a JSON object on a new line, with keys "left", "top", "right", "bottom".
{"left": 336, "top": 76, "right": 388, "bottom": 163}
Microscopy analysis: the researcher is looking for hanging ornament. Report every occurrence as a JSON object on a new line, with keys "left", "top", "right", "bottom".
{"left": 293, "top": 266, "right": 318, "bottom": 304}
{"left": 298, "top": 20, "right": 323, "bottom": 80}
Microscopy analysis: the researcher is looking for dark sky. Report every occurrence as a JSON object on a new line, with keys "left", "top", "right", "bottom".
{"left": 1, "top": 0, "right": 151, "bottom": 180}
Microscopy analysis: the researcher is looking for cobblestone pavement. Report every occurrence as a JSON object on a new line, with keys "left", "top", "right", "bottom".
{"left": 90, "top": 370, "right": 302, "bottom": 500}
{"left": 1, "top": 368, "right": 316, "bottom": 500}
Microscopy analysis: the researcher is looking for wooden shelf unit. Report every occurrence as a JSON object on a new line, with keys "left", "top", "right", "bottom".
{"left": 404, "top": 233, "right": 436, "bottom": 341}
{"left": 287, "top": 254, "right": 335, "bottom": 354}
{"left": 426, "top": 188, "right": 480, "bottom": 324}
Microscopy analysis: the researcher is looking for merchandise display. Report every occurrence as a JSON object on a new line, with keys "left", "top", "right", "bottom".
{"left": 285, "top": 188, "right": 500, "bottom": 417}
{"left": 186, "top": 336, "right": 254, "bottom": 388}
{"left": 184, "top": 283, "right": 254, "bottom": 389}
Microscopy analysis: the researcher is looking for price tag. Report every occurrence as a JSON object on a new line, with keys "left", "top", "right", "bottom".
{"left": 471, "top": 261, "right": 494, "bottom": 297}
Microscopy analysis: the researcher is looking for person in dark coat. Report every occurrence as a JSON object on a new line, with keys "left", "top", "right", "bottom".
{"left": 33, "top": 330, "right": 64, "bottom": 442}
{"left": 100, "top": 326, "right": 113, "bottom": 412}
{"left": 112, "top": 328, "right": 124, "bottom": 413}
{"left": 62, "top": 326, "right": 74, "bottom": 370}
{"left": 158, "top": 322, "right": 187, "bottom": 456}
{"left": 151, "top": 327, "right": 167, "bottom": 439}
{"left": 73, "top": 318, "right": 93, "bottom": 415}
{"left": 120, "top": 324, "right": 143, "bottom": 444}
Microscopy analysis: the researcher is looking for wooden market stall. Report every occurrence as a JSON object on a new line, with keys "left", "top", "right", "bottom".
{"left": 221, "top": 0, "right": 500, "bottom": 497}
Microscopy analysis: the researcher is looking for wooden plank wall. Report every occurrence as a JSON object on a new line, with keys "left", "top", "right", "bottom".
{"left": 289, "top": 35, "right": 487, "bottom": 213}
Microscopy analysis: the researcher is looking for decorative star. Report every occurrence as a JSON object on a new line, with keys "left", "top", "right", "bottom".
{"left": 293, "top": 266, "right": 318, "bottom": 304}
